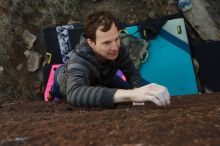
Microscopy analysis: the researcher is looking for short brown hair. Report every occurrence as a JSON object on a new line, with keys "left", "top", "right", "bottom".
{"left": 84, "top": 11, "right": 116, "bottom": 42}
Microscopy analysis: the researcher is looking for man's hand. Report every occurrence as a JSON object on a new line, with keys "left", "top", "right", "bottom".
{"left": 131, "top": 83, "right": 170, "bottom": 106}
{"left": 114, "top": 83, "right": 170, "bottom": 106}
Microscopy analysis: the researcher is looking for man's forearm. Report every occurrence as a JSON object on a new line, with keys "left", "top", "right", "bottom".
{"left": 113, "top": 83, "right": 171, "bottom": 106}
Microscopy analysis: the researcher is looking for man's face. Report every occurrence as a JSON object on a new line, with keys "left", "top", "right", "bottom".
{"left": 88, "top": 23, "right": 120, "bottom": 60}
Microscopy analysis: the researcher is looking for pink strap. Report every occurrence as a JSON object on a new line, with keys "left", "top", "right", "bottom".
{"left": 44, "top": 64, "right": 62, "bottom": 101}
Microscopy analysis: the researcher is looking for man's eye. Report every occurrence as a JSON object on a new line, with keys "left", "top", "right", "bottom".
{"left": 104, "top": 42, "right": 111, "bottom": 45}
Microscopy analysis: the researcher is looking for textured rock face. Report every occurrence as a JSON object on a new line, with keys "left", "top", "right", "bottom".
{"left": 0, "top": 0, "right": 178, "bottom": 102}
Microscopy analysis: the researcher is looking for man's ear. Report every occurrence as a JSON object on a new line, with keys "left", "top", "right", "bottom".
{"left": 87, "top": 38, "right": 96, "bottom": 49}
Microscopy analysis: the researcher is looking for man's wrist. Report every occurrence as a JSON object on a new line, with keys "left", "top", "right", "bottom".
{"left": 113, "top": 89, "right": 135, "bottom": 103}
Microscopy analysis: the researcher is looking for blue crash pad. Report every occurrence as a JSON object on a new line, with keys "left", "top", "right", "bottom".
{"left": 125, "top": 18, "right": 198, "bottom": 96}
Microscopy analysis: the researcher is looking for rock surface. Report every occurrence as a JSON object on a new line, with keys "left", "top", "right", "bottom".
{"left": 0, "top": 93, "right": 220, "bottom": 146}
{"left": 183, "top": 0, "right": 220, "bottom": 40}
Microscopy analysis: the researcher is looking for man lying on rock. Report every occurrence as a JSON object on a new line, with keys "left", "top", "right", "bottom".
{"left": 47, "top": 10, "right": 171, "bottom": 108}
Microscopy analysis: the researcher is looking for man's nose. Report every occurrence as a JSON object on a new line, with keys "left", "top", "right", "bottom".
{"left": 111, "top": 41, "right": 120, "bottom": 51}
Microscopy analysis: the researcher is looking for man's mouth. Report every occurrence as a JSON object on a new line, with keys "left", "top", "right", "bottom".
{"left": 109, "top": 51, "right": 117, "bottom": 56}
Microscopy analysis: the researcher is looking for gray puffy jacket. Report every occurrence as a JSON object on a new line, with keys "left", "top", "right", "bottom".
{"left": 57, "top": 37, "right": 141, "bottom": 108}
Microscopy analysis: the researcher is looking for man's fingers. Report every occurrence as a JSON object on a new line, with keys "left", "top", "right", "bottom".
{"left": 146, "top": 95, "right": 162, "bottom": 106}
{"left": 164, "top": 87, "right": 171, "bottom": 105}
{"left": 147, "top": 90, "right": 166, "bottom": 106}
{"left": 138, "top": 83, "right": 171, "bottom": 106}
{"left": 148, "top": 83, "right": 171, "bottom": 106}
{"left": 160, "top": 87, "right": 170, "bottom": 106}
